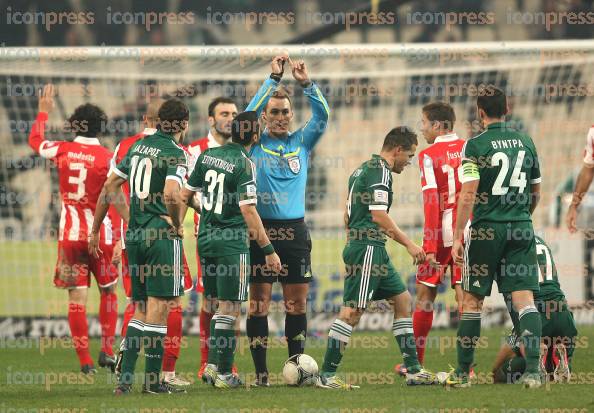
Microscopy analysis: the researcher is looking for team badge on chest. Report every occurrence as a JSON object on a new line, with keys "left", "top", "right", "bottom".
{"left": 287, "top": 156, "right": 300, "bottom": 174}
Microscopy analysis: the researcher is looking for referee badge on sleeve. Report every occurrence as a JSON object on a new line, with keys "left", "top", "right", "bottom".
{"left": 287, "top": 156, "right": 301, "bottom": 174}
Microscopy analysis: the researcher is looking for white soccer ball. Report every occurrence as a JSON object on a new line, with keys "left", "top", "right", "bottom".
{"left": 282, "top": 354, "right": 319, "bottom": 386}
{"left": 436, "top": 371, "right": 449, "bottom": 385}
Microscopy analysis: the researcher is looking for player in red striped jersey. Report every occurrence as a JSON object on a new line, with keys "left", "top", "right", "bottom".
{"left": 396, "top": 102, "right": 465, "bottom": 375}
{"left": 566, "top": 126, "right": 594, "bottom": 233}
{"left": 108, "top": 99, "right": 194, "bottom": 386}
{"left": 28, "top": 85, "right": 122, "bottom": 374}
{"left": 186, "top": 97, "right": 239, "bottom": 378}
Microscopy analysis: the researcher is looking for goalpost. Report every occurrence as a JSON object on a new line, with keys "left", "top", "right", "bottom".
{"left": 1, "top": 41, "right": 593, "bottom": 333}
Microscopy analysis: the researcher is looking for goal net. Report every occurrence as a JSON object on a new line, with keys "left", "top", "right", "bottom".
{"left": 1, "top": 41, "right": 593, "bottom": 333}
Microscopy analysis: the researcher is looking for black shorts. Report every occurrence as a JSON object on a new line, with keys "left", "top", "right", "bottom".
{"left": 250, "top": 218, "right": 312, "bottom": 284}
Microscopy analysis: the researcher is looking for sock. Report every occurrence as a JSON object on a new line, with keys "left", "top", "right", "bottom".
{"left": 518, "top": 306, "right": 542, "bottom": 374}
{"left": 120, "top": 301, "right": 136, "bottom": 338}
{"left": 457, "top": 311, "right": 482, "bottom": 374}
{"left": 247, "top": 315, "right": 269, "bottom": 381}
{"left": 99, "top": 292, "right": 117, "bottom": 356}
{"left": 392, "top": 317, "right": 421, "bottom": 374}
{"left": 199, "top": 310, "right": 214, "bottom": 366}
{"left": 285, "top": 313, "right": 307, "bottom": 357}
{"left": 214, "top": 315, "right": 237, "bottom": 375}
{"left": 68, "top": 303, "right": 93, "bottom": 367}
{"left": 162, "top": 305, "right": 183, "bottom": 372}
{"left": 412, "top": 309, "right": 433, "bottom": 365}
{"left": 119, "top": 319, "right": 144, "bottom": 385}
{"left": 143, "top": 323, "right": 167, "bottom": 391}
{"left": 322, "top": 319, "right": 352, "bottom": 376}
{"left": 207, "top": 315, "right": 219, "bottom": 365}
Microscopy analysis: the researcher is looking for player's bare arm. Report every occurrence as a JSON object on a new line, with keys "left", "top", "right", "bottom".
{"left": 566, "top": 163, "right": 594, "bottom": 233}
{"left": 163, "top": 179, "right": 184, "bottom": 237}
{"left": 452, "top": 179, "right": 479, "bottom": 265}
{"left": 240, "top": 204, "right": 282, "bottom": 273}
{"left": 89, "top": 173, "right": 127, "bottom": 258}
{"left": 529, "top": 182, "right": 541, "bottom": 215}
{"left": 38, "top": 84, "right": 55, "bottom": 113}
{"left": 370, "top": 209, "right": 425, "bottom": 264}
{"left": 179, "top": 187, "right": 201, "bottom": 211}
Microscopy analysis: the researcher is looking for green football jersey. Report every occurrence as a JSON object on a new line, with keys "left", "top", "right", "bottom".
{"left": 534, "top": 235, "right": 565, "bottom": 303}
{"left": 186, "top": 142, "right": 257, "bottom": 257}
{"left": 346, "top": 154, "right": 393, "bottom": 246}
{"left": 114, "top": 131, "right": 188, "bottom": 242}
{"left": 461, "top": 122, "right": 541, "bottom": 224}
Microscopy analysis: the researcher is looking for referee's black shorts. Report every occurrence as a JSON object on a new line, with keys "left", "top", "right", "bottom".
{"left": 250, "top": 218, "right": 312, "bottom": 284}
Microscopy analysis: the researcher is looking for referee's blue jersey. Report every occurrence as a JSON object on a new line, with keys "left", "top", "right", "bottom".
{"left": 246, "top": 77, "right": 330, "bottom": 220}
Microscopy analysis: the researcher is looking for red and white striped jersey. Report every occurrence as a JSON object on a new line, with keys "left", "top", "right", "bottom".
{"left": 186, "top": 132, "right": 223, "bottom": 234}
{"left": 28, "top": 112, "right": 120, "bottom": 244}
{"left": 583, "top": 126, "right": 594, "bottom": 165}
{"left": 418, "top": 133, "right": 466, "bottom": 252}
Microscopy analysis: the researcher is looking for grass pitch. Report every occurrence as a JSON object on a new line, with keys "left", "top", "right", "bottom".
{"left": 2, "top": 327, "right": 593, "bottom": 412}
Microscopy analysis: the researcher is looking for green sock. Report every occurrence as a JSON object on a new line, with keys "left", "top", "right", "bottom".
{"left": 143, "top": 323, "right": 167, "bottom": 391}
{"left": 457, "top": 311, "right": 481, "bottom": 374}
{"left": 214, "top": 315, "right": 236, "bottom": 375}
{"left": 392, "top": 317, "right": 421, "bottom": 374}
{"left": 119, "top": 319, "right": 144, "bottom": 386}
{"left": 322, "top": 319, "right": 352, "bottom": 376}
{"left": 519, "top": 306, "right": 542, "bottom": 374}
{"left": 207, "top": 315, "right": 219, "bottom": 366}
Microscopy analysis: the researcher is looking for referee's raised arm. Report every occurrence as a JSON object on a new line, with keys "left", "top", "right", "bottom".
{"left": 289, "top": 58, "right": 330, "bottom": 150}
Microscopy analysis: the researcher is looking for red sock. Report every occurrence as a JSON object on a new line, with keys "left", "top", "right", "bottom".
{"left": 162, "top": 305, "right": 183, "bottom": 372}
{"left": 68, "top": 303, "right": 93, "bottom": 367}
{"left": 99, "top": 292, "right": 117, "bottom": 356}
{"left": 120, "top": 301, "right": 136, "bottom": 338}
{"left": 413, "top": 309, "right": 434, "bottom": 365}
{"left": 199, "top": 309, "right": 214, "bottom": 366}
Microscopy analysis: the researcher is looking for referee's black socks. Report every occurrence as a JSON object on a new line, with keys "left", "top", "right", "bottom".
{"left": 247, "top": 315, "right": 269, "bottom": 383}
{"left": 285, "top": 313, "right": 307, "bottom": 357}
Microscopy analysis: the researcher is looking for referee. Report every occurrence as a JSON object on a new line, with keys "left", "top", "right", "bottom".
{"left": 245, "top": 55, "right": 330, "bottom": 386}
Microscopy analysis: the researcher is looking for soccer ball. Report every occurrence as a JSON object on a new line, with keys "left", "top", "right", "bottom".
{"left": 282, "top": 354, "right": 319, "bottom": 386}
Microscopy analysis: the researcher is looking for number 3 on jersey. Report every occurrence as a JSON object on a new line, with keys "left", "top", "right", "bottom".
{"left": 491, "top": 150, "right": 527, "bottom": 195}
{"left": 203, "top": 169, "right": 225, "bottom": 214}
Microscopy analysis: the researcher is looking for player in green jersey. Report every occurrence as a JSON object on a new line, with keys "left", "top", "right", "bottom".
{"left": 316, "top": 126, "right": 437, "bottom": 390}
{"left": 492, "top": 235, "right": 577, "bottom": 384}
{"left": 180, "top": 111, "right": 282, "bottom": 389}
{"left": 449, "top": 87, "right": 543, "bottom": 388}
{"left": 90, "top": 99, "right": 190, "bottom": 395}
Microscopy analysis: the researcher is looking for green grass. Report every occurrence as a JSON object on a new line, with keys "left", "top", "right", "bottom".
{"left": 2, "top": 327, "right": 593, "bottom": 412}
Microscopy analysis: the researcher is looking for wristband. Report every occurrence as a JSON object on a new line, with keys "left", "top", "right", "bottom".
{"left": 270, "top": 73, "right": 282, "bottom": 82}
{"left": 261, "top": 243, "right": 275, "bottom": 255}
{"left": 300, "top": 80, "right": 313, "bottom": 88}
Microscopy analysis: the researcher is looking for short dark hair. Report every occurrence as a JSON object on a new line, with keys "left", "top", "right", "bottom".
{"left": 265, "top": 88, "right": 292, "bottom": 110}
{"left": 477, "top": 86, "right": 507, "bottom": 118}
{"left": 232, "top": 111, "right": 259, "bottom": 146}
{"left": 158, "top": 98, "right": 190, "bottom": 134}
{"left": 382, "top": 126, "right": 418, "bottom": 151}
{"left": 208, "top": 97, "right": 236, "bottom": 117}
{"left": 67, "top": 103, "right": 107, "bottom": 137}
{"left": 422, "top": 102, "right": 456, "bottom": 130}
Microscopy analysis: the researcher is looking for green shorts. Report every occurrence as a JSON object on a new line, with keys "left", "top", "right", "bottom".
{"left": 463, "top": 221, "right": 539, "bottom": 296}
{"left": 201, "top": 253, "right": 250, "bottom": 302}
{"left": 342, "top": 242, "right": 406, "bottom": 309}
{"left": 126, "top": 237, "right": 185, "bottom": 301}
